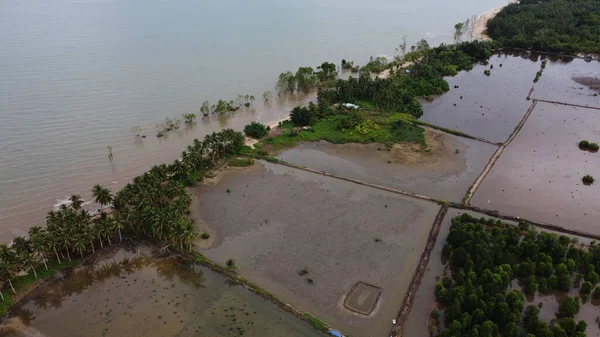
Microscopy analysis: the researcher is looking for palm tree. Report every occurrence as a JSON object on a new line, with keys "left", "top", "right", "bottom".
{"left": 96, "top": 212, "right": 113, "bottom": 245}
{"left": 84, "top": 226, "right": 96, "bottom": 254}
{"left": 28, "top": 227, "right": 48, "bottom": 270}
{"left": 179, "top": 220, "right": 198, "bottom": 251}
{"left": 72, "top": 235, "right": 86, "bottom": 258}
{"left": 91, "top": 184, "right": 113, "bottom": 210}
{"left": 94, "top": 222, "right": 105, "bottom": 249}
{"left": 19, "top": 250, "right": 37, "bottom": 278}
{"left": 0, "top": 261, "right": 16, "bottom": 294}
{"left": 46, "top": 233, "right": 62, "bottom": 264}
{"left": 69, "top": 194, "right": 84, "bottom": 210}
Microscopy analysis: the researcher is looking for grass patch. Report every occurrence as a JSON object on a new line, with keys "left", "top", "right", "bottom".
{"left": 261, "top": 113, "right": 425, "bottom": 152}
{"left": 0, "top": 259, "right": 79, "bottom": 316}
{"left": 583, "top": 175, "right": 595, "bottom": 185}
{"left": 201, "top": 232, "right": 210, "bottom": 239}
{"left": 229, "top": 158, "right": 254, "bottom": 167}
{"left": 304, "top": 313, "right": 328, "bottom": 332}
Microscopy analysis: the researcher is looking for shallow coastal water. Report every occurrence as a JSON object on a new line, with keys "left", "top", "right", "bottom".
{"left": 1, "top": 245, "right": 324, "bottom": 337}
{"left": 0, "top": 0, "right": 511, "bottom": 241}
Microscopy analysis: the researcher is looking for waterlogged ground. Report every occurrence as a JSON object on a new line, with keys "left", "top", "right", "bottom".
{"left": 193, "top": 161, "right": 440, "bottom": 337}
{"left": 472, "top": 102, "right": 600, "bottom": 234}
{"left": 277, "top": 129, "right": 496, "bottom": 202}
{"left": 419, "top": 52, "right": 540, "bottom": 143}
{"left": 531, "top": 58, "right": 600, "bottom": 108}
{"left": 0, "top": 245, "right": 325, "bottom": 337}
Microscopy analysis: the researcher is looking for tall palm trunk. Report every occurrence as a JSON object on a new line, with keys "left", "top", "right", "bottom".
{"left": 99, "top": 237, "right": 104, "bottom": 249}
{"left": 29, "top": 263, "right": 37, "bottom": 278}
{"left": 54, "top": 249, "right": 61, "bottom": 264}
{"left": 66, "top": 249, "right": 71, "bottom": 262}
{"left": 90, "top": 243, "right": 95, "bottom": 254}
{"left": 118, "top": 228, "right": 122, "bottom": 242}
{"left": 42, "top": 255, "right": 48, "bottom": 270}
{"left": 8, "top": 279, "right": 15, "bottom": 294}
{"left": 0, "top": 291, "right": 4, "bottom": 301}
{"left": 107, "top": 235, "right": 112, "bottom": 245}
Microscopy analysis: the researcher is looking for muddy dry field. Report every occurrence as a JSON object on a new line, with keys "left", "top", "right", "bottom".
{"left": 276, "top": 129, "right": 497, "bottom": 202}
{"left": 472, "top": 102, "right": 600, "bottom": 234}
{"left": 419, "top": 53, "right": 540, "bottom": 143}
{"left": 402, "top": 208, "right": 599, "bottom": 337}
{"left": 192, "top": 161, "right": 440, "bottom": 337}
{"left": 531, "top": 58, "right": 600, "bottom": 108}
{"left": 0, "top": 245, "right": 324, "bottom": 337}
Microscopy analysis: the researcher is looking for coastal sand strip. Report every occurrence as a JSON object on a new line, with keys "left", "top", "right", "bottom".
{"left": 463, "top": 100, "right": 538, "bottom": 205}
{"left": 472, "top": 0, "right": 519, "bottom": 40}
{"left": 394, "top": 204, "right": 448, "bottom": 337}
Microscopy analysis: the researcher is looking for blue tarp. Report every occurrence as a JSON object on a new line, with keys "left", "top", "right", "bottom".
{"left": 329, "top": 329, "right": 343, "bottom": 337}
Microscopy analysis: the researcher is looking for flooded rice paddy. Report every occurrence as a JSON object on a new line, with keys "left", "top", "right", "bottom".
{"left": 192, "top": 161, "right": 440, "bottom": 337}
{"left": 531, "top": 58, "right": 600, "bottom": 108}
{"left": 419, "top": 53, "right": 541, "bottom": 143}
{"left": 472, "top": 102, "right": 600, "bottom": 234}
{"left": 277, "top": 129, "right": 497, "bottom": 202}
{"left": 0, "top": 245, "right": 324, "bottom": 337}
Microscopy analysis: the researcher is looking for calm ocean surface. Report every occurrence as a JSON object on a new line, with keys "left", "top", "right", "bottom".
{"left": 0, "top": 0, "right": 507, "bottom": 240}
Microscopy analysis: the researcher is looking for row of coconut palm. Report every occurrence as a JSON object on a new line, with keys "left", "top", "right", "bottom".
{"left": 0, "top": 129, "right": 245, "bottom": 299}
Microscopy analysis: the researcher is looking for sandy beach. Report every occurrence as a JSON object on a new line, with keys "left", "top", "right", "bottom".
{"left": 472, "top": 0, "right": 519, "bottom": 40}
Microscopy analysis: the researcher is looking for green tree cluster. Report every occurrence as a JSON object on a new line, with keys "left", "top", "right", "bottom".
{"left": 316, "top": 41, "right": 497, "bottom": 118}
{"left": 244, "top": 121, "right": 270, "bottom": 139}
{"left": 436, "top": 213, "right": 597, "bottom": 337}
{"left": 487, "top": 0, "right": 600, "bottom": 54}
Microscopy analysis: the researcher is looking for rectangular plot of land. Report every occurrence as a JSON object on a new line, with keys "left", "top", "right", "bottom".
{"left": 277, "top": 129, "right": 497, "bottom": 203}
{"left": 472, "top": 102, "right": 600, "bottom": 234}
{"left": 419, "top": 53, "right": 540, "bottom": 143}
{"left": 532, "top": 58, "right": 600, "bottom": 108}
{"left": 192, "top": 161, "right": 440, "bottom": 337}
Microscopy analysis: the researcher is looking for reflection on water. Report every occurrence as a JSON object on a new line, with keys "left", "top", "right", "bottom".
{"left": 0, "top": 245, "right": 324, "bottom": 337}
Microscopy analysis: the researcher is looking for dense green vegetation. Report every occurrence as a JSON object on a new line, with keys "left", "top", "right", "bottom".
{"left": 259, "top": 41, "right": 498, "bottom": 152}
{"left": 487, "top": 0, "right": 600, "bottom": 54}
{"left": 579, "top": 140, "right": 599, "bottom": 152}
{"left": 435, "top": 213, "right": 600, "bottom": 337}
{"left": 317, "top": 41, "right": 497, "bottom": 118}
{"left": 276, "top": 62, "right": 338, "bottom": 94}
{"left": 0, "top": 129, "right": 245, "bottom": 311}
{"left": 262, "top": 112, "right": 425, "bottom": 151}
{"left": 244, "top": 121, "right": 270, "bottom": 139}
{"left": 582, "top": 175, "right": 595, "bottom": 185}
